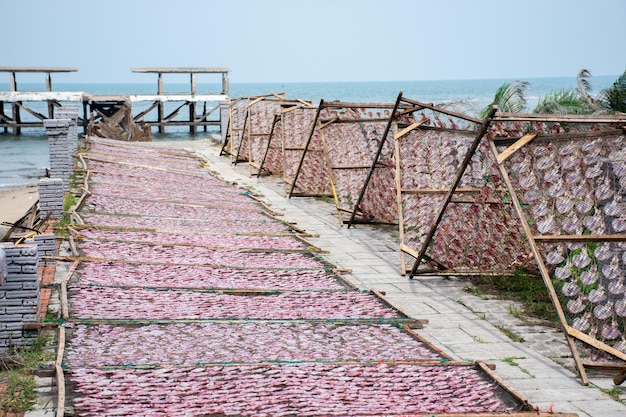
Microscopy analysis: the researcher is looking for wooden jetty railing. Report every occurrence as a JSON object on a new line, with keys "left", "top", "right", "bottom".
{"left": 129, "top": 67, "right": 229, "bottom": 133}
{"left": 0, "top": 66, "right": 230, "bottom": 136}
{"left": 0, "top": 66, "right": 80, "bottom": 135}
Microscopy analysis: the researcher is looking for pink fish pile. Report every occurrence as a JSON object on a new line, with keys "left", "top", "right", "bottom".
{"left": 77, "top": 240, "right": 326, "bottom": 268}
{"left": 68, "top": 287, "right": 399, "bottom": 320}
{"left": 76, "top": 261, "right": 345, "bottom": 291}
{"left": 80, "top": 212, "right": 290, "bottom": 235}
{"left": 83, "top": 194, "right": 264, "bottom": 219}
{"left": 77, "top": 229, "right": 310, "bottom": 251}
{"left": 65, "top": 322, "right": 441, "bottom": 367}
{"left": 64, "top": 136, "right": 526, "bottom": 415}
{"left": 69, "top": 363, "right": 512, "bottom": 416}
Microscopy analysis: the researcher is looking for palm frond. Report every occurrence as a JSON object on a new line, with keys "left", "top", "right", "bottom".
{"left": 438, "top": 99, "right": 482, "bottom": 118}
{"left": 534, "top": 90, "right": 593, "bottom": 114}
{"left": 599, "top": 68, "right": 626, "bottom": 113}
{"left": 481, "top": 81, "right": 529, "bottom": 118}
{"left": 576, "top": 68, "right": 600, "bottom": 109}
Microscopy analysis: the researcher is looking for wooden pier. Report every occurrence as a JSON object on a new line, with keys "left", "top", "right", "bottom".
{"left": 0, "top": 66, "right": 229, "bottom": 136}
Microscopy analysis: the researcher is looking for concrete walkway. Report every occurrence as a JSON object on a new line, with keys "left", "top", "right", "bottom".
{"left": 175, "top": 139, "right": 626, "bottom": 417}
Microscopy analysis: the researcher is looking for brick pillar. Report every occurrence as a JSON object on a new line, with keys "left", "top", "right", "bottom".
{"left": 30, "top": 234, "right": 57, "bottom": 266}
{"left": 220, "top": 100, "right": 230, "bottom": 144}
{"left": 56, "top": 105, "right": 80, "bottom": 156}
{"left": 38, "top": 178, "right": 64, "bottom": 219}
{"left": 0, "top": 242, "right": 41, "bottom": 352}
{"left": 44, "top": 119, "right": 72, "bottom": 192}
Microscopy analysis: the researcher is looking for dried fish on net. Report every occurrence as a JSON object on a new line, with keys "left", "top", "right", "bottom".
{"left": 82, "top": 194, "right": 265, "bottom": 219}
{"left": 68, "top": 363, "right": 516, "bottom": 416}
{"left": 87, "top": 181, "right": 250, "bottom": 206}
{"left": 397, "top": 118, "right": 532, "bottom": 274}
{"left": 68, "top": 287, "right": 401, "bottom": 320}
{"left": 283, "top": 106, "right": 333, "bottom": 196}
{"left": 76, "top": 229, "right": 311, "bottom": 251}
{"left": 75, "top": 261, "right": 346, "bottom": 291}
{"left": 77, "top": 240, "right": 328, "bottom": 269}
{"left": 85, "top": 162, "right": 227, "bottom": 190}
{"left": 79, "top": 212, "right": 292, "bottom": 234}
{"left": 226, "top": 96, "right": 251, "bottom": 161}
{"left": 64, "top": 322, "right": 442, "bottom": 367}
{"left": 495, "top": 125, "right": 626, "bottom": 355}
{"left": 320, "top": 105, "right": 397, "bottom": 224}
{"left": 246, "top": 99, "right": 302, "bottom": 175}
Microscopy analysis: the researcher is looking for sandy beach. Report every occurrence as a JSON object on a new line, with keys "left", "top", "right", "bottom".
{"left": 0, "top": 186, "right": 39, "bottom": 239}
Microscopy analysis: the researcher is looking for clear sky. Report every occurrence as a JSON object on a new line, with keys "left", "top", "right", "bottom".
{"left": 2, "top": 0, "right": 624, "bottom": 84}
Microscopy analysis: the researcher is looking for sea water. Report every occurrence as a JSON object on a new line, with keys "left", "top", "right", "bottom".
{"left": 0, "top": 75, "right": 618, "bottom": 189}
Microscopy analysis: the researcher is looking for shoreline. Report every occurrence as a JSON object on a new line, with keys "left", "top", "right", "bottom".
{"left": 0, "top": 185, "right": 39, "bottom": 239}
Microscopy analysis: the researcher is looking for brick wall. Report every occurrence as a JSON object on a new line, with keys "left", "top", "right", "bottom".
{"left": 0, "top": 243, "right": 41, "bottom": 351}
{"left": 43, "top": 118, "right": 72, "bottom": 192}
{"left": 38, "top": 177, "right": 64, "bottom": 220}
{"left": 56, "top": 105, "right": 80, "bottom": 154}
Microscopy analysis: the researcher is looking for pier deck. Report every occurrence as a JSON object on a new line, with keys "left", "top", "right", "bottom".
{"left": 0, "top": 66, "right": 230, "bottom": 135}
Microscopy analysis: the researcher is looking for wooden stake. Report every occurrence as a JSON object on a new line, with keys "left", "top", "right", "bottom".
{"left": 486, "top": 136, "right": 589, "bottom": 386}
{"left": 408, "top": 107, "right": 497, "bottom": 278}
{"left": 348, "top": 92, "right": 403, "bottom": 228}
{"left": 55, "top": 326, "right": 66, "bottom": 417}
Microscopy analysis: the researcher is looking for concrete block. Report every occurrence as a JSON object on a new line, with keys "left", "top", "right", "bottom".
{"left": 21, "top": 314, "right": 39, "bottom": 322}
{"left": 6, "top": 306, "right": 38, "bottom": 315}
{"left": 0, "top": 298, "right": 24, "bottom": 306}
{"left": 21, "top": 281, "right": 40, "bottom": 290}
{"left": 5, "top": 291, "right": 39, "bottom": 299}
{"left": 0, "top": 247, "right": 5, "bottom": 285}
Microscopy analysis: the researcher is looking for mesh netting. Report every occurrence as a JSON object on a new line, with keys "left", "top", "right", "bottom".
{"left": 248, "top": 100, "right": 282, "bottom": 165}
{"left": 320, "top": 104, "right": 397, "bottom": 224}
{"left": 493, "top": 120, "right": 626, "bottom": 355}
{"left": 227, "top": 97, "right": 251, "bottom": 161}
{"left": 64, "top": 322, "right": 442, "bottom": 367}
{"left": 395, "top": 104, "right": 532, "bottom": 274}
{"left": 283, "top": 106, "right": 332, "bottom": 196}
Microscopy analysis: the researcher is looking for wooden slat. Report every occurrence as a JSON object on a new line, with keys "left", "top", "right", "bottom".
{"left": 487, "top": 136, "right": 589, "bottom": 385}
{"left": 400, "top": 244, "right": 421, "bottom": 259}
{"left": 55, "top": 326, "right": 66, "bottom": 417}
{"left": 496, "top": 133, "right": 537, "bottom": 164}
{"left": 534, "top": 234, "right": 626, "bottom": 242}
{"left": 400, "top": 97, "right": 484, "bottom": 124}
{"left": 401, "top": 188, "right": 482, "bottom": 195}
{"left": 394, "top": 118, "right": 427, "bottom": 140}
{"left": 319, "top": 118, "right": 339, "bottom": 129}
{"left": 494, "top": 112, "right": 626, "bottom": 123}
{"left": 566, "top": 325, "right": 626, "bottom": 362}
{"left": 247, "top": 96, "right": 265, "bottom": 108}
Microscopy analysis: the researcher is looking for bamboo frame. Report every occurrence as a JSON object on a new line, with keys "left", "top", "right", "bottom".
{"left": 254, "top": 100, "right": 315, "bottom": 177}
{"left": 486, "top": 135, "right": 589, "bottom": 385}
{"left": 289, "top": 99, "right": 400, "bottom": 224}
{"left": 407, "top": 107, "right": 497, "bottom": 277}
{"left": 408, "top": 109, "right": 626, "bottom": 384}
{"left": 288, "top": 100, "right": 324, "bottom": 198}
{"left": 484, "top": 115, "right": 626, "bottom": 383}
